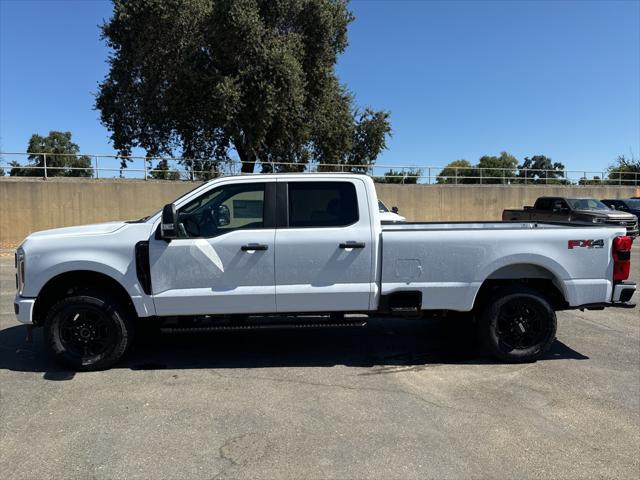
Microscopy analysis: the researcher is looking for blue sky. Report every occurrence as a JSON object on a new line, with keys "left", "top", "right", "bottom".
{"left": 1, "top": 0, "right": 639, "bottom": 177}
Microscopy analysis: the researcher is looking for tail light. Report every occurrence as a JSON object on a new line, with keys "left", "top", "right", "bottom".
{"left": 612, "top": 236, "right": 632, "bottom": 281}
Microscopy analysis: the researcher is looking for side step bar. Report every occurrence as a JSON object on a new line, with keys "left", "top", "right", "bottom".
{"left": 160, "top": 319, "right": 367, "bottom": 334}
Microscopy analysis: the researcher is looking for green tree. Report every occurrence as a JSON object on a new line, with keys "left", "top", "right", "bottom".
{"left": 517, "top": 155, "right": 567, "bottom": 184}
{"left": 10, "top": 131, "right": 92, "bottom": 177}
{"left": 578, "top": 176, "right": 602, "bottom": 186}
{"left": 477, "top": 151, "right": 518, "bottom": 184}
{"left": 149, "top": 159, "right": 181, "bottom": 180}
{"left": 608, "top": 154, "right": 639, "bottom": 185}
{"left": 374, "top": 168, "right": 421, "bottom": 184}
{"left": 436, "top": 159, "right": 478, "bottom": 184}
{"left": 96, "top": 0, "right": 391, "bottom": 178}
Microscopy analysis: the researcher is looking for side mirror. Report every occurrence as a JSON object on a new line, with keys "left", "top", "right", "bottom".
{"left": 217, "top": 204, "right": 230, "bottom": 227}
{"left": 391, "top": 206, "right": 399, "bottom": 214}
{"left": 160, "top": 203, "right": 178, "bottom": 240}
{"left": 552, "top": 202, "right": 565, "bottom": 213}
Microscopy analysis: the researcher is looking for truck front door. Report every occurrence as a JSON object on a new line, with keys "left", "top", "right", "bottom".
{"left": 149, "top": 180, "right": 277, "bottom": 316}
{"left": 274, "top": 179, "right": 374, "bottom": 313}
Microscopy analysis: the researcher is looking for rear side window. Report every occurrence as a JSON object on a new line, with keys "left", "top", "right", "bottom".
{"left": 288, "top": 181, "right": 358, "bottom": 227}
{"left": 535, "top": 198, "right": 553, "bottom": 210}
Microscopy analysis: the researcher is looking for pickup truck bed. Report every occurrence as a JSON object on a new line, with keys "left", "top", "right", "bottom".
{"left": 381, "top": 222, "right": 630, "bottom": 311}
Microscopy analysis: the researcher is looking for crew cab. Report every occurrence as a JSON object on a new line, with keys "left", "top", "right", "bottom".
{"left": 503, "top": 196, "right": 639, "bottom": 237}
{"left": 14, "top": 174, "right": 636, "bottom": 370}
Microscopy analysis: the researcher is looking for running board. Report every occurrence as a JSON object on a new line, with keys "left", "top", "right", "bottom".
{"left": 160, "top": 320, "right": 367, "bottom": 334}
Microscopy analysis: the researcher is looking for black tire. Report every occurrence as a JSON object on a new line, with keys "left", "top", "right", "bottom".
{"left": 44, "top": 290, "right": 134, "bottom": 371}
{"left": 478, "top": 286, "right": 557, "bottom": 363}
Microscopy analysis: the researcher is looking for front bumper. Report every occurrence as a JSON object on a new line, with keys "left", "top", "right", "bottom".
{"left": 14, "top": 295, "right": 35, "bottom": 324}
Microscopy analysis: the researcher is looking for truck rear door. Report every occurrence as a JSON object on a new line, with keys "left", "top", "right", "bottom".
{"left": 274, "top": 179, "right": 374, "bottom": 313}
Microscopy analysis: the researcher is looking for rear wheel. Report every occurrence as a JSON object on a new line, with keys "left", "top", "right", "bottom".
{"left": 478, "top": 286, "right": 556, "bottom": 362}
{"left": 44, "top": 290, "right": 134, "bottom": 371}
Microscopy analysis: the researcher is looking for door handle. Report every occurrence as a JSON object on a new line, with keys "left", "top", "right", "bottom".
{"left": 241, "top": 243, "right": 269, "bottom": 251}
{"left": 339, "top": 241, "right": 365, "bottom": 249}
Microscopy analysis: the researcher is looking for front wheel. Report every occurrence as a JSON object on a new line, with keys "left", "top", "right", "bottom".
{"left": 478, "top": 286, "right": 557, "bottom": 363}
{"left": 44, "top": 291, "right": 134, "bottom": 371}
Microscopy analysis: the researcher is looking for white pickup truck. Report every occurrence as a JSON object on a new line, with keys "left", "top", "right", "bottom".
{"left": 14, "top": 174, "right": 636, "bottom": 370}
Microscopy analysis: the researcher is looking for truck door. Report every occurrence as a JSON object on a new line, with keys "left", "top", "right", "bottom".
{"left": 549, "top": 198, "right": 571, "bottom": 222}
{"left": 149, "top": 180, "right": 277, "bottom": 316}
{"left": 274, "top": 179, "right": 374, "bottom": 313}
{"left": 534, "top": 197, "right": 566, "bottom": 222}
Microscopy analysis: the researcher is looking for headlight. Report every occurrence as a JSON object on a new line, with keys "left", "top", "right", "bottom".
{"left": 592, "top": 217, "right": 605, "bottom": 223}
{"left": 15, "top": 247, "right": 25, "bottom": 294}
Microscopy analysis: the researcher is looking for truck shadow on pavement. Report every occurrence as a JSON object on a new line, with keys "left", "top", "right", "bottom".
{"left": 0, "top": 317, "right": 588, "bottom": 381}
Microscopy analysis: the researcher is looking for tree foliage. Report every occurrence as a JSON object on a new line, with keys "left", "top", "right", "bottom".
{"left": 517, "top": 155, "right": 566, "bottom": 184}
{"left": 96, "top": 0, "right": 391, "bottom": 178}
{"left": 608, "top": 154, "right": 639, "bottom": 185}
{"left": 149, "top": 159, "right": 181, "bottom": 180}
{"left": 477, "top": 151, "right": 518, "bottom": 184}
{"left": 374, "top": 168, "right": 421, "bottom": 184}
{"left": 436, "top": 159, "right": 478, "bottom": 184}
{"left": 10, "top": 131, "right": 92, "bottom": 177}
{"left": 436, "top": 152, "right": 566, "bottom": 184}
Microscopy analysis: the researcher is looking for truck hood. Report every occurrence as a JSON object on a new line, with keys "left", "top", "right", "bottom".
{"left": 574, "top": 210, "right": 637, "bottom": 221}
{"left": 26, "top": 221, "right": 127, "bottom": 240}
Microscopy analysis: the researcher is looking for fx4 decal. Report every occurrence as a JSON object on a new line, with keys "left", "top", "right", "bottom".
{"left": 568, "top": 239, "right": 604, "bottom": 249}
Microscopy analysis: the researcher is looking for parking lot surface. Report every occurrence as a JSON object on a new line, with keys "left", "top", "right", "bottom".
{"left": 0, "top": 247, "right": 638, "bottom": 479}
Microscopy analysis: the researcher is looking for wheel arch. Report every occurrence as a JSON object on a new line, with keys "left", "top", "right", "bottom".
{"left": 32, "top": 270, "right": 137, "bottom": 326}
{"left": 473, "top": 262, "right": 569, "bottom": 311}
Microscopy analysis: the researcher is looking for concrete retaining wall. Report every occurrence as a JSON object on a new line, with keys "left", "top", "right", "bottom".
{"left": 374, "top": 183, "right": 640, "bottom": 222}
{"left": 1, "top": 177, "right": 638, "bottom": 244}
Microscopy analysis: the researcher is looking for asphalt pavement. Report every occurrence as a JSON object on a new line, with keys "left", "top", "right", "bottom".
{"left": 0, "top": 247, "right": 638, "bottom": 479}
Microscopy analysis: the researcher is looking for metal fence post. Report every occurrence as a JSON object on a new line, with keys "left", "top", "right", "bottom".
{"left": 143, "top": 158, "right": 148, "bottom": 180}
{"left": 43, "top": 153, "right": 48, "bottom": 179}
{"left": 95, "top": 156, "right": 100, "bottom": 179}
{"left": 479, "top": 168, "right": 483, "bottom": 185}
{"left": 455, "top": 167, "right": 458, "bottom": 185}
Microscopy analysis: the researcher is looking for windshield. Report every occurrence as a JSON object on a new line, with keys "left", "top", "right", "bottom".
{"left": 378, "top": 200, "right": 389, "bottom": 213}
{"left": 131, "top": 181, "right": 209, "bottom": 222}
{"left": 624, "top": 199, "right": 640, "bottom": 209}
{"left": 566, "top": 198, "right": 611, "bottom": 211}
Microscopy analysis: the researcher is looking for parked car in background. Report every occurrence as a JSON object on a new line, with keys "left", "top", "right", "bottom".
{"left": 378, "top": 200, "right": 406, "bottom": 223}
{"left": 602, "top": 198, "right": 640, "bottom": 220}
{"left": 503, "top": 197, "right": 639, "bottom": 237}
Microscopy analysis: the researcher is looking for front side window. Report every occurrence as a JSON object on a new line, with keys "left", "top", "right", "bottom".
{"left": 288, "top": 181, "right": 358, "bottom": 228}
{"left": 566, "top": 198, "right": 610, "bottom": 211}
{"left": 177, "top": 183, "right": 265, "bottom": 238}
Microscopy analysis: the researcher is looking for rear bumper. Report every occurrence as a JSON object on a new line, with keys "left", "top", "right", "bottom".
{"left": 612, "top": 281, "right": 636, "bottom": 304}
{"left": 579, "top": 282, "right": 636, "bottom": 310}
{"left": 13, "top": 295, "right": 35, "bottom": 324}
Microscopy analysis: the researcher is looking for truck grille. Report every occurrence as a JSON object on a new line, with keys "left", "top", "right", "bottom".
{"left": 606, "top": 219, "right": 639, "bottom": 236}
